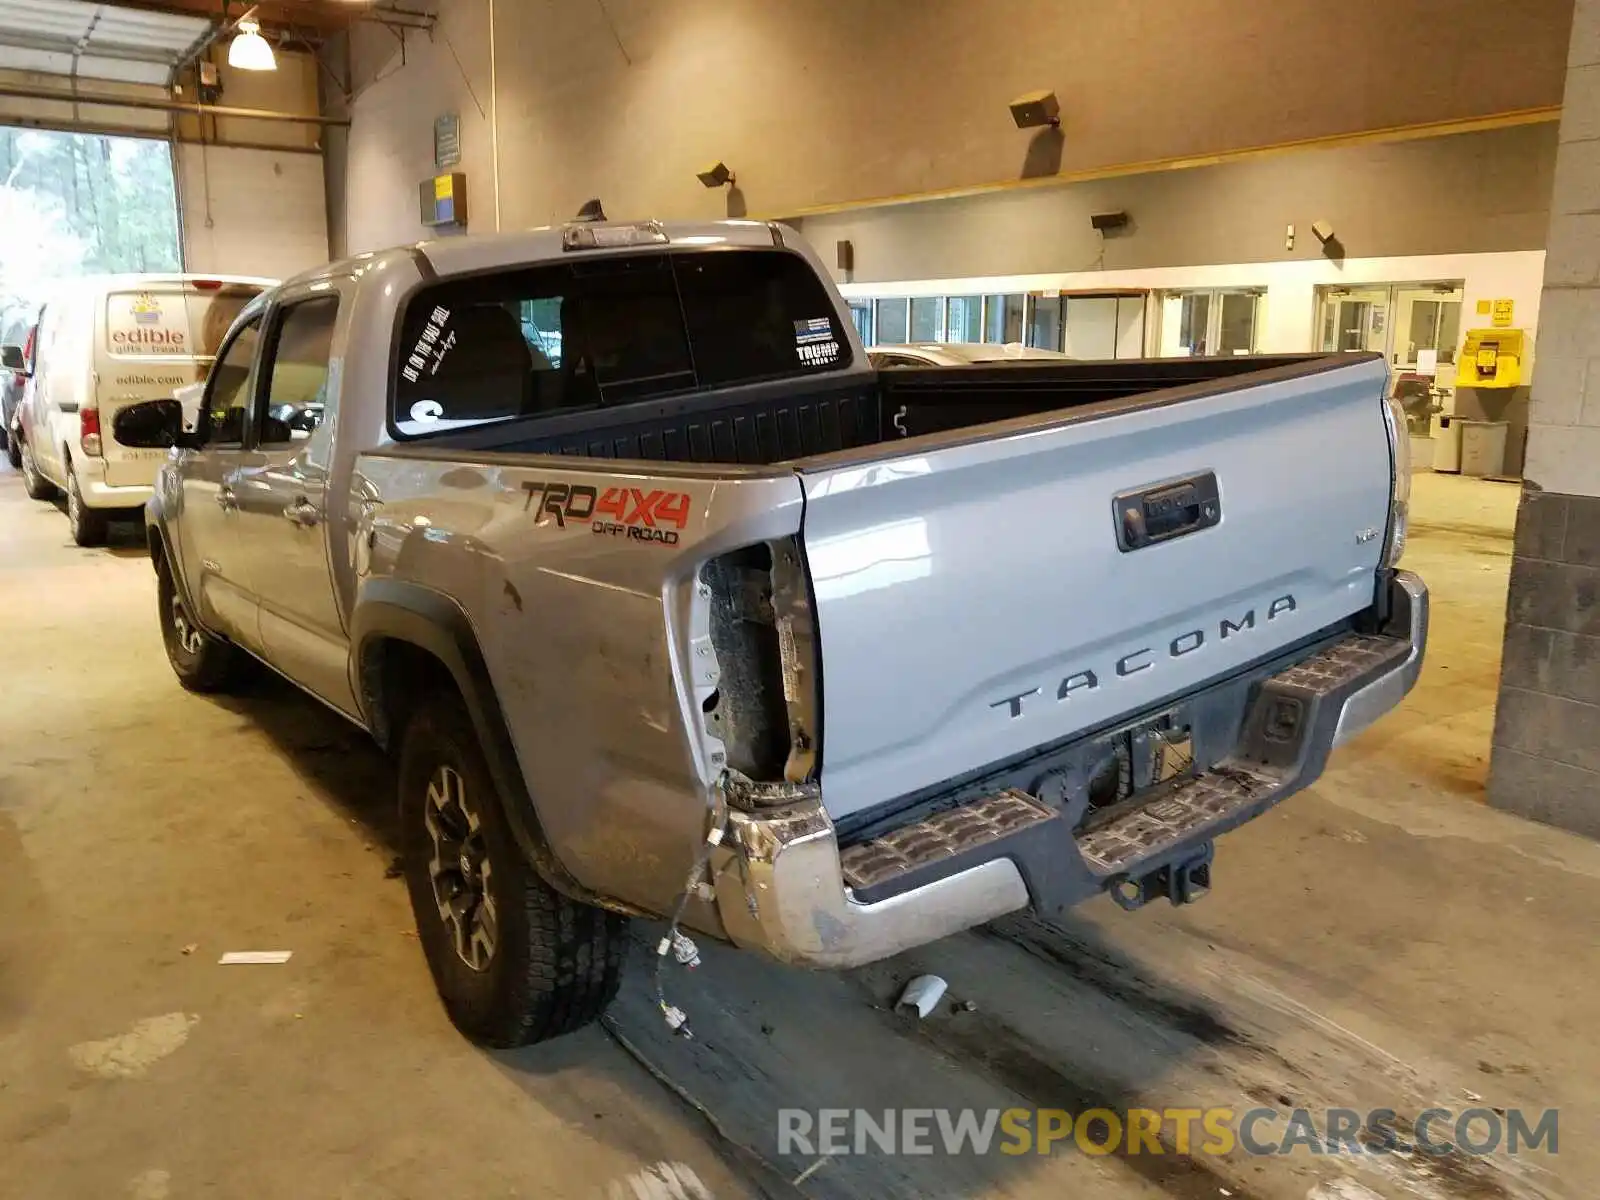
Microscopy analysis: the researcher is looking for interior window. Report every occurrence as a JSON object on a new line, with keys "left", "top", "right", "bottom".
{"left": 874, "top": 298, "right": 910, "bottom": 345}
{"left": 259, "top": 297, "right": 339, "bottom": 448}
{"left": 200, "top": 317, "right": 261, "bottom": 447}
{"left": 909, "top": 297, "right": 941, "bottom": 342}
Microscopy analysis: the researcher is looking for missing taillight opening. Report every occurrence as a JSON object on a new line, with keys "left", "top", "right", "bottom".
{"left": 698, "top": 537, "right": 818, "bottom": 791}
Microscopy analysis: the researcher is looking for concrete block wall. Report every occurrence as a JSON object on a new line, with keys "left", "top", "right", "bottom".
{"left": 1489, "top": 0, "right": 1600, "bottom": 837}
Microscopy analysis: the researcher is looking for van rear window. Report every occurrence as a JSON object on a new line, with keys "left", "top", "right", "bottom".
{"left": 105, "top": 283, "right": 265, "bottom": 359}
{"left": 392, "top": 248, "right": 850, "bottom": 438}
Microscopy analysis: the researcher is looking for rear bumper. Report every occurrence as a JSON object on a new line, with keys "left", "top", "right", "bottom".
{"left": 77, "top": 459, "right": 155, "bottom": 510}
{"left": 712, "top": 570, "right": 1428, "bottom": 970}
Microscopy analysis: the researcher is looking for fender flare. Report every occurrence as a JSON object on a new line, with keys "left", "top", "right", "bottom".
{"left": 146, "top": 510, "right": 207, "bottom": 635}
{"left": 349, "top": 579, "right": 639, "bottom": 915}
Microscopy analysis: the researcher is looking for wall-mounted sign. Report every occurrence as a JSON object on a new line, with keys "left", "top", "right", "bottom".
{"left": 434, "top": 113, "right": 461, "bottom": 170}
{"left": 1491, "top": 298, "right": 1515, "bottom": 328}
{"left": 419, "top": 172, "right": 469, "bottom": 229}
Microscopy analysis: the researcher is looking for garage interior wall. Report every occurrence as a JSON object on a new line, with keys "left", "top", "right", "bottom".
{"left": 802, "top": 123, "right": 1558, "bottom": 285}
{"left": 331, "top": 0, "right": 1574, "bottom": 251}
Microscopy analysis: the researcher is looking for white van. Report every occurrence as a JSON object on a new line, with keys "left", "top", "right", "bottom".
{"left": 14, "top": 273, "right": 275, "bottom": 545}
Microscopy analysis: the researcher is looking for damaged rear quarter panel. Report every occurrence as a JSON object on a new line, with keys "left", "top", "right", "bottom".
{"left": 354, "top": 450, "right": 806, "bottom": 916}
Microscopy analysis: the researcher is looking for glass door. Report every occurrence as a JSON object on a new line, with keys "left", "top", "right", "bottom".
{"left": 1027, "top": 293, "right": 1064, "bottom": 351}
{"left": 1393, "top": 285, "right": 1464, "bottom": 369}
{"left": 983, "top": 294, "right": 1026, "bottom": 344}
{"left": 1317, "top": 286, "right": 1391, "bottom": 353}
{"left": 1157, "top": 288, "right": 1263, "bottom": 356}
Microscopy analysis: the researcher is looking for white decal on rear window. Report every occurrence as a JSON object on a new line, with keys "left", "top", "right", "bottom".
{"left": 409, "top": 399, "right": 444, "bottom": 423}
{"left": 402, "top": 306, "right": 455, "bottom": 384}
{"left": 794, "top": 317, "right": 840, "bottom": 368}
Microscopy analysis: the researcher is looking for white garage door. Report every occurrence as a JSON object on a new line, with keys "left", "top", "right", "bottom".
{"left": 177, "top": 143, "right": 328, "bottom": 282}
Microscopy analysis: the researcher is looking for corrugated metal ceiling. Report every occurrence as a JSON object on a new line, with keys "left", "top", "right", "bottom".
{"left": 0, "top": 0, "right": 210, "bottom": 86}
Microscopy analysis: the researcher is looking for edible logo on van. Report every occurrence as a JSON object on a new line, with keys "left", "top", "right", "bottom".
{"left": 521, "top": 481, "right": 692, "bottom": 546}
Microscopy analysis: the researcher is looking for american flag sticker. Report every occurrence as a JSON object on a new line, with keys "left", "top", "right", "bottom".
{"left": 794, "top": 317, "right": 841, "bottom": 368}
{"left": 794, "top": 317, "right": 834, "bottom": 344}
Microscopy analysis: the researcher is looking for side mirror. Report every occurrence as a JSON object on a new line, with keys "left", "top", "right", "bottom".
{"left": 113, "top": 399, "right": 186, "bottom": 449}
{"left": 1, "top": 344, "right": 24, "bottom": 371}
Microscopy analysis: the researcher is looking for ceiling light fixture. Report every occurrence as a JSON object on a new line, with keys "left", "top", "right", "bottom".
{"left": 228, "top": 18, "right": 277, "bottom": 72}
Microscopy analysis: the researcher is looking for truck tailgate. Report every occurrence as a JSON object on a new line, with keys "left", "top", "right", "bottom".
{"left": 799, "top": 357, "right": 1393, "bottom": 820}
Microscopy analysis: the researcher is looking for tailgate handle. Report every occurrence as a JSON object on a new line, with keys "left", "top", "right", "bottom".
{"left": 1114, "top": 472, "right": 1220, "bottom": 553}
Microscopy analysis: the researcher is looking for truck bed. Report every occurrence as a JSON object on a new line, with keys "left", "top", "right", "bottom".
{"left": 398, "top": 354, "right": 1340, "bottom": 466}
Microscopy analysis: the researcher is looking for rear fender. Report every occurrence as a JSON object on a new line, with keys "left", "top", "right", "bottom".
{"left": 350, "top": 579, "right": 646, "bottom": 916}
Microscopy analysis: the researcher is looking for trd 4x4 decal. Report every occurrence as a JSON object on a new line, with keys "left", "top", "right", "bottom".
{"left": 521, "top": 481, "right": 692, "bottom": 546}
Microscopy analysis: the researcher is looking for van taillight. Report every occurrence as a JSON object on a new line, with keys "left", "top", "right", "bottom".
{"left": 80, "top": 408, "right": 102, "bottom": 457}
{"left": 190, "top": 280, "right": 223, "bottom": 291}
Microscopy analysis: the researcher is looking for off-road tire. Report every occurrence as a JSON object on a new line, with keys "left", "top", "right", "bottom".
{"left": 156, "top": 554, "right": 251, "bottom": 693}
{"left": 66, "top": 466, "right": 108, "bottom": 547}
{"left": 398, "top": 692, "right": 628, "bottom": 1047}
{"left": 19, "top": 438, "right": 54, "bottom": 500}
{"left": 5, "top": 433, "right": 19, "bottom": 469}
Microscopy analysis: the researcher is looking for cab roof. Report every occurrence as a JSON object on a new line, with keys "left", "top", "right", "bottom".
{"left": 285, "top": 220, "right": 791, "bottom": 290}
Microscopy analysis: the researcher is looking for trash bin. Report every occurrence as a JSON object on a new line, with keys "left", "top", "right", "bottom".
{"left": 1434, "top": 414, "right": 1463, "bottom": 473}
{"left": 1459, "top": 420, "right": 1509, "bottom": 478}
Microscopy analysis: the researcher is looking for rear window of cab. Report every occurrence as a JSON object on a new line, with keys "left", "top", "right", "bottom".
{"left": 390, "top": 248, "right": 851, "bottom": 438}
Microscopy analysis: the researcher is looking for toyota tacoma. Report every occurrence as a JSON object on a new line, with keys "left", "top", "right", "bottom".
{"left": 115, "top": 218, "right": 1427, "bottom": 1047}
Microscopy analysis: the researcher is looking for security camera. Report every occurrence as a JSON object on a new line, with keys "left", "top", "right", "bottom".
{"left": 1009, "top": 90, "right": 1061, "bottom": 129}
{"left": 697, "top": 161, "right": 736, "bottom": 188}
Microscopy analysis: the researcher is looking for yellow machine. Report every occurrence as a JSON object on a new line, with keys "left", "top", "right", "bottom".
{"left": 1455, "top": 328, "right": 1524, "bottom": 389}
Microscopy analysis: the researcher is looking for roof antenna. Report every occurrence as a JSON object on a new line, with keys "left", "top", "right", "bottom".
{"left": 574, "top": 198, "right": 607, "bottom": 223}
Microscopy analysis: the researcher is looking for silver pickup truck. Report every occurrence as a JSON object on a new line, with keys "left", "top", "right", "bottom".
{"left": 116, "top": 219, "right": 1426, "bottom": 1048}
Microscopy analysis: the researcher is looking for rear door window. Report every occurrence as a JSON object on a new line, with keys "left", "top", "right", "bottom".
{"left": 391, "top": 248, "right": 852, "bottom": 439}
{"left": 105, "top": 283, "right": 265, "bottom": 360}
{"left": 258, "top": 297, "right": 339, "bottom": 447}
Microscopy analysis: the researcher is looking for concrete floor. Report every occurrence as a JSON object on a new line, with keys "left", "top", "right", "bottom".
{"left": 0, "top": 466, "right": 1592, "bottom": 1200}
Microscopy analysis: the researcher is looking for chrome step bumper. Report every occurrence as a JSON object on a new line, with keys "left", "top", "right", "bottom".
{"left": 712, "top": 570, "right": 1427, "bottom": 969}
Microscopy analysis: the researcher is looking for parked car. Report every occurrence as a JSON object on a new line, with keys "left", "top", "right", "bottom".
{"left": 1, "top": 354, "right": 25, "bottom": 464}
{"left": 0, "top": 302, "right": 37, "bottom": 463}
{"left": 13, "top": 273, "right": 273, "bottom": 544}
{"left": 869, "top": 341, "right": 1072, "bottom": 368}
{"left": 5, "top": 380, "right": 23, "bottom": 469}
{"left": 116, "top": 220, "right": 1426, "bottom": 1049}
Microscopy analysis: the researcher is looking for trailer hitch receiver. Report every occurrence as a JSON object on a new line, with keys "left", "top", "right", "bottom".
{"left": 1109, "top": 843, "right": 1215, "bottom": 911}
